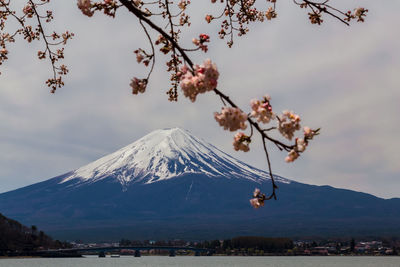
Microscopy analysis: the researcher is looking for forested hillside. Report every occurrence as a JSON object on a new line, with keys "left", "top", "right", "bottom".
{"left": 0, "top": 213, "right": 70, "bottom": 256}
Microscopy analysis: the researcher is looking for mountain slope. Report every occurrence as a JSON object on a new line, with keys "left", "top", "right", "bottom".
{"left": 0, "top": 128, "right": 399, "bottom": 241}
{"left": 60, "top": 128, "right": 288, "bottom": 188}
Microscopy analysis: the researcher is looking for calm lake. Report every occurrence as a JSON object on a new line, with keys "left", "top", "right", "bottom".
{"left": 0, "top": 256, "right": 399, "bottom": 267}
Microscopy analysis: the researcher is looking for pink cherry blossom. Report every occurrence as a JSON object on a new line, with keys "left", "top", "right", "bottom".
{"left": 0, "top": 48, "right": 8, "bottom": 55}
{"left": 250, "top": 188, "right": 266, "bottom": 208}
{"left": 179, "top": 59, "right": 219, "bottom": 102}
{"left": 265, "top": 7, "right": 277, "bottom": 20}
{"left": 192, "top": 38, "right": 200, "bottom": 46}
{"left": 214, "top": 107, "right": 247, "bottom": 132}
{"left": 250, "top": 188, "right": 266, "bottom": 209}
{"left": 253, "top": 188, "right": 261, "bottom": 198}
{"left": 77, "top": 0, "right": 93, "bottom": 17}
{"left": 277, "top": 110, "right": 301, "bottom": 140}
{"left": 250, "top": 94, "right": 275, "bottom": 124}
{"left": 136, "top": 53, "right": 144, "bottom": 63}
{"left": 250, "top": 198, "right": 262, "bottom": 209}
{"left": 353, "top": 7, "right": 367, "bottom": 22}
{"left": 285, "top": 149, "right": 299, "bottom": 163}
{"left": 296, "top": 138, "right": 307, "bottom": 152}
{"left": 303, "top": 126, "right": 318, "bottom": 140}
{"left": 23, "top": 5, "right": 33, "bottom": 17}
{"left": 233, "top": 132, "right": 250, "bottom": 152}
{"left": 130, "top": 77, "right": 147, "bottom": 94}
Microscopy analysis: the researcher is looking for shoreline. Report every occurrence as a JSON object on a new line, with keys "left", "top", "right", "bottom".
{"left": 1, "top": 254, "right": 398, "bottom": 259}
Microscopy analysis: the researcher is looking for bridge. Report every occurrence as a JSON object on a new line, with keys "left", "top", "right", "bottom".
{"left": 38, "top": 246, "right": 214, "bottom": 257}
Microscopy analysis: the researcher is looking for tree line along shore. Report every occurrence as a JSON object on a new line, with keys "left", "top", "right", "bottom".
{"left": 1, "top": 212, "right": 399, "bottom": 257}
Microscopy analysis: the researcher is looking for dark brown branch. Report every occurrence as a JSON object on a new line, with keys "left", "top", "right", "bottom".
{"left": 262, "top": 136, "right": 277, "bottom": 200}
{"left": 119, "top": 0, "right": 194, "bottom": 69}
{"left": 213, "top": 88, "right": 294, "bottom": 152}
{"left": 138, "top": 19, "right": 155, "bottom": 81}
{"left": 29, "top": 0, "right": 58, "bottom": 81}
{"left": 117, "top": 0, "right": 343, "bottom": 202}
{"left": 302, "top": 0, "right": 350, "bottom": 26}
{"left": 164, "top": 0, "right": 179, "bottom": 100}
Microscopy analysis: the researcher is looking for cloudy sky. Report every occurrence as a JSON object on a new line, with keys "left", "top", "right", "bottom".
{"left": 1, "top": 0, "right": 399, "bottom": 199}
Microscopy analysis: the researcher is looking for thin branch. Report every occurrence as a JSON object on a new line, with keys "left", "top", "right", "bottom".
{"left": 119, "top": 0, "right": 194, "bottom": 69}
{"left": 139, "top": 19, "right": 155, "bottom": 81}
{"left": 262, "top": 136, "right": 277, "bottom": 200}
{"left": 29, "top": 0, "right": 57, "bottom": 81}
{"left": 302, "top": 0, "right": 350, "bottom": 26}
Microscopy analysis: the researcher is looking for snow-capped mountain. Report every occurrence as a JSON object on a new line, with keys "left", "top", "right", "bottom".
{"left": 0, "top": 128, "right": 399, "bottom": 242}
{"left": 61, "top": 128, "right": 289, "bottom": 187}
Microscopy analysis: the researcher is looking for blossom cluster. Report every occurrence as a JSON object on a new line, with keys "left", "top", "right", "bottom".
{"left": 249, "top": 188, "right": 266, "bottom": 209}
{"left": 285, "top": 137, "right": 307, "bottom": 163}
{"left": 0, "top": 0, "right": 72, "bottom": 91}
{"left": 134, "top": 49, "right": 151, "bottom": 67}
{"left": 214, "top": 107, "right": 247, "bottom": 132}
{"left": 304, "top": 126, "right": 317, "bottom": 139}
{"left": 77, "top": 0, "right": 94, "bottom": 17}
{"left": 233, "top": 132, "right": 250, "bottom": 152}
{"left": 23, "top": 4, "right": 34, "bottom": 18}
{"left": 352, "top": 7, "right": 368, "bottom": 22}
{"left": 155, "top": 35, "right": 172, "bottom": 55}
{"left": 207, "top": 0, "right": 282, "bottom": 47}
{"left": 296, "top": 138, "right": 306, "bottom": 152}
{"left": 178, "top": 0, "right": 190, "bottom": 10}
{"left": 308, "top": 12, "right": 323, "bottom": 25}
{"left": 205, "top": 15, "right": 213, "bottom": 23}
{"left": 285, "top": 126, "right": 319, "bottom": 163}
{"left": 130, "top": 77, "right": 147, "bottom": 94}
{"left": 214, "top": 90, "right": 317, "bottom": 165}
{"left": 265, "top": 7, "right": 277, "bottom": 20}
{"left": 277, "top": 110, "right": 301, "bottom": 140}
{"left": 0, "top": 48, "right": 8, "bottom": 57}
{"left": 192, "top": 34, "right": 210, "bottom": 52}
{"left": 0, "top": 48, "right": 9, "bottom": 73}
{"left": 179, "top": 59, "right": 219, "bottom": 102}
{"left": 285, "top": 137, "right": 306, "bottom": 163}
{"left": 250, "top": 94, "right": 275, "bottom": 123}
{"left": 285, "top": 149, "right": 299, "bottom": 163}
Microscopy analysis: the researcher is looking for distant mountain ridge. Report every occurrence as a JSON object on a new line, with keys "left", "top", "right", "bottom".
{"left": 0, "top": 128, "right": 399, "bottom": 241}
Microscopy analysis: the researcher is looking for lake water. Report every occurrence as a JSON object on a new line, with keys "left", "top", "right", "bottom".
{"left": 0, "top": 256, "right": 399, "bottom": 267}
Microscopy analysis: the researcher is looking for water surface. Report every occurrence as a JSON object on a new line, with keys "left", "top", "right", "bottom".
{"left": 0, "top": 256, "right": 399, "bottom": 267}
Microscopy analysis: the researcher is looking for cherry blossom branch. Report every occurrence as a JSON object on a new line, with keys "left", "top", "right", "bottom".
{"left": 164, "top": 0, "right": 179, "bottom": 101}
{"left": 293, "top": 0, "right": 367, "bottom": 26}
{"left": 0, "top": 0, "right": 72, "bottom": 91}
{"left": 120, "top": 2, "right": 294, "bottom": 151}
{"left": 138, "top": 19, "right": 155, "bottom": 81}
{"left": 118, "top": 0, "right": 306, "bottom": 204}
{"left": 29, "top": 0, "right": 63, "bottom": 92}
{"left": 262, "top": 136, "right": 278, "bottom": 200}
{"left": 111, "top": 0, "right": 353, "bottom": 207}
{"left": 1, "top": 0, "right": 364, "bottom": 208}
{"left": 213, "top": 88, "right": 293, "bottom": 152}
{"left": 119, "top": 0, "right": 194, "bottom": 68}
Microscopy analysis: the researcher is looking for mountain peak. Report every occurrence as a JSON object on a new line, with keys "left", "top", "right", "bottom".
{"left": 60, "top": 128, "right": 289, "bottom": 187}
{"left": 150, "top": 127, "right": 188, "bottom": 137}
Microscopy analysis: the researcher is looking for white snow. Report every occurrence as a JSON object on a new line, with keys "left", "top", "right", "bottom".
{"left": 60, "top": 128, "right": 291, "bottom": 186}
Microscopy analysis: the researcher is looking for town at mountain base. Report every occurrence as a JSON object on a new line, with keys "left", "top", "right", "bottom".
{"left": 0, "top": 128, "right": 399, "bottom": 242}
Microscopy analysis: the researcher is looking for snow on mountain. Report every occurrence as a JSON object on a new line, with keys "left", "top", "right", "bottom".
{"left": 60, "top": 128, "right": 290, "bottom": 186}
